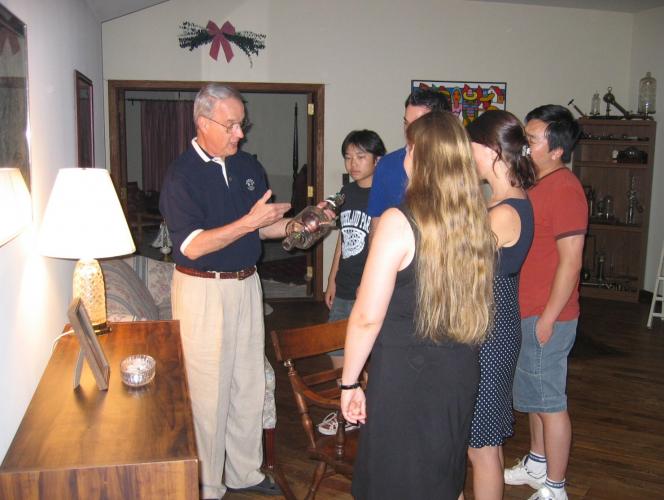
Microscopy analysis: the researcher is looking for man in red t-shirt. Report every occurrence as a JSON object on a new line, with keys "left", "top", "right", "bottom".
{"left": 504, "top": 105, "right": 587, "bottom": 500}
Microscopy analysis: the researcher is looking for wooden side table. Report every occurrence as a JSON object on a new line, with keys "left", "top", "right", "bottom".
{"left": 0, "top": 320, "right": 198, "bottom": 499}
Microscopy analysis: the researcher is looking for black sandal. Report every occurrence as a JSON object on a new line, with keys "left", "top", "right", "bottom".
{"left": 228, "top": 475, "right": 283, "bottom": 496}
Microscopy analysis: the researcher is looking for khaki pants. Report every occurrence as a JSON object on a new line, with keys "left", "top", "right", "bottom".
{"left": 172, "top": 269, "right": 265, "bottom": 499}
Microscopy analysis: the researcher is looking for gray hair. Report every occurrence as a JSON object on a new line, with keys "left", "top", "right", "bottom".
{"left": 193, "top": 83, "right": 244, "bottom": 122}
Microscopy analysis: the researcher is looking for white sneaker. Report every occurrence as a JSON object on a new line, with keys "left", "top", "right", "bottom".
{"left": 317, "top": 412, "right": 359, "bottom": 435}
{"left": 527, "top": 486, "right": 568, "bottom": 500}
{"left": 504, "top": 455, "right": 546, "bottom": 489}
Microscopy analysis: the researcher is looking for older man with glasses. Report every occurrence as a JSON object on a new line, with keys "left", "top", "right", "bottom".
{"left": 160, "top": 83, "right": 290, "bottom": 498}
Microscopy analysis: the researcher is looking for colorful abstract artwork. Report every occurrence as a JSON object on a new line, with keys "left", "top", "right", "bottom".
{"left": 411, "top": 80, "right": 507, "bottom": 126}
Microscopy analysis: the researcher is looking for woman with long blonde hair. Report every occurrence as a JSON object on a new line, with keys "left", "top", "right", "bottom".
{"left": 341, "top": 111, "right": 495, "bottom": 499}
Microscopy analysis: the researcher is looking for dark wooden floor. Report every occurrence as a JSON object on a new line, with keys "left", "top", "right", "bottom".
{"left": 224, "top": 297, "right": 664, "bottom": 499}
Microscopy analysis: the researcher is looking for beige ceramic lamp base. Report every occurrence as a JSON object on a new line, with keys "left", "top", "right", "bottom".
{"left": 73, "top": 258, "right": 109, "bottom": 334}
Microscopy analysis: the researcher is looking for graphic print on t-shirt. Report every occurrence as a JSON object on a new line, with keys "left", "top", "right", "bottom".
{"left": 340, "top": 209, "right": 371, "bottom": 259}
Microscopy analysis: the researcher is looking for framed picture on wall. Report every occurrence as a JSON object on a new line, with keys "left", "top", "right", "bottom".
{"left": 75, "top": 70, "right": 94, "bottom": 167}
{"left": 411, "top": 80, "right": 507, "bottom": 126}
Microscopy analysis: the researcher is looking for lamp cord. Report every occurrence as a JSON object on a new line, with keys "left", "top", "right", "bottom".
{"left": 52, "top": 329, "right": 74, "bottom": 354}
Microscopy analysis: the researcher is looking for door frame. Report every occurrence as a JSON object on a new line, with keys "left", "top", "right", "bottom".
{"left": 108, "top": 80, "right": 326, "bottom": 300}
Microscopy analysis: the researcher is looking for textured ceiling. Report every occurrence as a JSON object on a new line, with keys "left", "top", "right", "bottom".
{"left": 83, "top": 0, "right": 169, "bottom": 22}
{"left": 473, "top": 0, "right": 664, "bottom": 13}
{"left": 86, "top": 0, "right": 664, "bottom": 22}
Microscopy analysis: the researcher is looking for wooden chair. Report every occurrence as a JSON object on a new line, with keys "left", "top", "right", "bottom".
{"left": 125, "top": 181, "right": 162, "bottom": 245}
{"left": 270, "top": 319, "right": 363, "bottom": 500}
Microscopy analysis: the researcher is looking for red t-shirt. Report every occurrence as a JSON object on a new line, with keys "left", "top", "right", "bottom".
{"left": 519, "top": 168, "right": 588, "bottom": 321}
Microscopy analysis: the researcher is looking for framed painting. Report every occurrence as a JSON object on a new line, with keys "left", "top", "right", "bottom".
{"left": 75, "top": 70, "right": 94, "bottom": 167}
{"left": 411, "top": 80, "right": 507, "bottom": 126}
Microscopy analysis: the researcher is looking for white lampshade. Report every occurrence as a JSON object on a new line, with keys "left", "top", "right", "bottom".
{"left": 0, "top": 168, "right": 32, "bottom": 246}
{"left": 40, "top": 168, "right": 135, "bottom": 259}
{"left": 40, "top": 168, "right": 135, "bottom": 333}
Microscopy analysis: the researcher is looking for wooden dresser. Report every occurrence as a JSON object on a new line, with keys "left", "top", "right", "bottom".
{"left": 0, "top": 320, "right": 198, "bottom": 499}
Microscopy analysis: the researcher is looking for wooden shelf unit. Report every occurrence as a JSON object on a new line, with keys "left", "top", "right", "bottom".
{"left": 573, "top": 118, "right": 657, "bottom": 302}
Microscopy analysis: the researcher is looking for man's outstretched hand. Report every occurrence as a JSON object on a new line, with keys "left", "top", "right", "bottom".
{"left": 247, "top": 190, "right": 290, "bottom": 229}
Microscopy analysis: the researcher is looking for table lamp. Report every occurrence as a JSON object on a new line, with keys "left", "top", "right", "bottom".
{"left": 40, "top": 168, "right": 135, "bottom": 334}
{"left": 0, "top": 168, "right": 32, "bottom": 246}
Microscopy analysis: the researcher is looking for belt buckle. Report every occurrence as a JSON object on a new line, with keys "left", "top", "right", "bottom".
{"left": 237, "top": 269, "right": 247, "bottom": 280}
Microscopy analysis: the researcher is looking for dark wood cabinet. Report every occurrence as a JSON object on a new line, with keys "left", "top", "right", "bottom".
{"left": 0, "top": 321, "right": 198, "bottom": 499}
{"left": 573, "top": 118, "right": 657, "bottom": 302}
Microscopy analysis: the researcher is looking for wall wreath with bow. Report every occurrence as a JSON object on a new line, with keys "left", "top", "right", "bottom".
{"left": 178, "top": 20, "right": 266, "bottom": 66}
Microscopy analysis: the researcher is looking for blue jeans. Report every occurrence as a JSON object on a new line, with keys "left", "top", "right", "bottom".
{"left": 513, "top": 316, "right": 577, "bottom": 413}
{"left": 328, "top": 297, "right": 354, "bottom": 357}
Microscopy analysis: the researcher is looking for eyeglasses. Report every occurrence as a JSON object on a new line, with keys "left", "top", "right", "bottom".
{"left": 204, "top": 115, "right": 251, "bottom": 134}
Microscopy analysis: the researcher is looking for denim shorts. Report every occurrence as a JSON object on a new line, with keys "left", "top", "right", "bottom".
{"left": 327, "top": 297, "right": 354, "bottom": 357}
{"left": 513, "top": 316, "right": 577, "bottom": 413}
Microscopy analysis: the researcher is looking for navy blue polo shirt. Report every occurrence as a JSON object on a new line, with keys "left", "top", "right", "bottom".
{"left": 159, "top": 144, "right": 268, "bottom": 272}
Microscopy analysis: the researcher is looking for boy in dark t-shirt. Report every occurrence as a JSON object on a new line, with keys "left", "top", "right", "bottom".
{"left": 325, "top": 130, "right": 386, "bottom": 322}
{"left": 318, "top": 129, "right": 386, "bottom": 436}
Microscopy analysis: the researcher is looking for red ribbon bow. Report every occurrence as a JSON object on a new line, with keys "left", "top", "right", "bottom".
{"left": 206, "top": 20, "right": 235, "bottom": 63}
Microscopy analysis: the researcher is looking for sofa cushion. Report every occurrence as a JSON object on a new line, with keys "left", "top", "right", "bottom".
{"left": 125, "top": 256, "right": 174, "bottom": 319}
{"left": 102, "top": 258, "right": 160, "bottom": 321}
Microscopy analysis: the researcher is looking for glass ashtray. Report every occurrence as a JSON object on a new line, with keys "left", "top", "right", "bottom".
{"left": 120, "top": 354, "right": 156, "bottom": 387}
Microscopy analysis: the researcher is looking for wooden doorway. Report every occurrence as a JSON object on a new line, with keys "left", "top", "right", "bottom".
{"left": 107, "top": 80, "right": 325, "bottom": 300}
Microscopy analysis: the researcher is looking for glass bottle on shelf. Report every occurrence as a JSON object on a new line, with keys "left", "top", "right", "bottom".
{"left": 282, "top": 193, "right": 345, "bottom": 251}
{"left": 603, "top": 194, "right": 614, "bottom": 221}
{"left": 638, "top": 72, "right": 656, "bottom": 116}
{"left": 596, "top": 251, "right": 606, "bottom": 282}
{"left": 626, "top": 175, "right": 644, "bottom": 225}
{"left": 595, "top": 194, "right": 605, "bottom": 219}
{"left": 590, "top": 91, "right": 601, "bottom": 116}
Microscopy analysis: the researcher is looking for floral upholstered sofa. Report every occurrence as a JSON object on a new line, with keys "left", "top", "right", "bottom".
{"left": 100, "top": 255, "right": 277, "bottom": 429}
{"left": 101, "top": 255, "right": 173, "bottom": 322}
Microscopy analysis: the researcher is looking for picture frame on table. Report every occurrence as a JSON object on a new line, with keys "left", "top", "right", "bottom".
{"left": 68, "top": 297, "right": 110, "bottom": 390}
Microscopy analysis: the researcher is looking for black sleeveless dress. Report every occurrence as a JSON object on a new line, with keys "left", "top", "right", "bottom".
{"left": 352, "top": 207, "right": 481, "bottom": 500}
{"left": 469, "top": 198, "right": 534, "bottom": 447}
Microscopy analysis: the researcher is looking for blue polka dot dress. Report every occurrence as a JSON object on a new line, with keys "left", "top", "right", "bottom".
{"left": 469, "top": 198, "right": 533, "bottom": 448}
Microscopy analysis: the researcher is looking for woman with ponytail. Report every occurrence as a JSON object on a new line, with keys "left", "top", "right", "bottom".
{"left": 466, "top": 110, "right": 535, "bottom": 500}
{"left": 341, "top": 112, "right": 495, "bottom": 499}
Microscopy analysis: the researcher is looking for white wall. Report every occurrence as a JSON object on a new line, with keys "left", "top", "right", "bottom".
{"left": 631, "top": 6, "right": 664, "bottom": 292}
{"left": 102, "top": 0, "right": 635, "bottom": 284}
{"left": 0, "top": 0, "right": 104, "bottom": 459}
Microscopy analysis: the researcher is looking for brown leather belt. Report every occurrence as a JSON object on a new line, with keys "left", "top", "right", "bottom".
{"left": 175, "top": 265, "right": 256, "bottom": 280}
